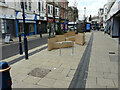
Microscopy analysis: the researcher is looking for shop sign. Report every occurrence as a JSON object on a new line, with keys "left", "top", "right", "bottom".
{"left": 16, "top": 11, "right": 35, "bottom": 20}
{"left": 47, "top": 18, "right": 54, "bottom": 23}
{"left": 37, "top": 16, "right": 47, "bottom": 21}
{"left": 4, "top": 34, "right": 11, "bottom": 43}
{"left": 0, "top": 14, "right": 15, "bottom": 19}
{"left": 61, "top": 20, "right": 64, "bottom": 23}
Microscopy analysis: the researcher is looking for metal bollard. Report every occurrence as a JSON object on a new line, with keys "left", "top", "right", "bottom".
{"left": 0, "top": 62, "right": 12, "bottom": 90}
{"left": 19, "top": 34, "right": 23, "bottom": 55}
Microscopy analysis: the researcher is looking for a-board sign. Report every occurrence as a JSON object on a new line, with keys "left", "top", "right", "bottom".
{"left": 86, "top": 24, "right": 91, "bottom": 30}
{"left": 4, "top": 34, "right": 11, "bottom": 43}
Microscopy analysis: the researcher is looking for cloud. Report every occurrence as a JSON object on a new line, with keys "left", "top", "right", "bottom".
{"left": 68, "top": 0, "right": 107, "bottom": 20}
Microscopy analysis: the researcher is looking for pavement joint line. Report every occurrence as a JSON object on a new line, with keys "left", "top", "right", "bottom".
{"left": 2, "top": 44, "right": 48, "bottom": 65}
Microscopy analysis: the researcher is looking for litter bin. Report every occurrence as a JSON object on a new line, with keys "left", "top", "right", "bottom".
{"left": 0, "top": 61, "right": 12, "bottom": 90}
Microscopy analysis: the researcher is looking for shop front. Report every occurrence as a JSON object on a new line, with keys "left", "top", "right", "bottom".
{"left": 0, "top": 14, "right": 16, "bottom": 38}
{"left": 16, "top": 11, "right": 37, "bottom": 37}
{"left": 55, "top": 18, "right": 59, "bottom": 31}
{"left": 61, "top": 19, "right": 68, "bottom": 31}
{"left": 47, "top": 17, "right": 54, "bottom": 33}
{"left": 37, "top": 16, "right": 47, "bottom": 34}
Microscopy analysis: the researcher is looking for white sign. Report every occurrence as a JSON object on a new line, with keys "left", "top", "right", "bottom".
{"left": 17, "top": 12, "right": 35, "bottom": 20}
{"left": 4, "top": 34, "right": 11, "bottom": 43}
{"left": 0, "top": 14, "right": 15, "bottom": 19}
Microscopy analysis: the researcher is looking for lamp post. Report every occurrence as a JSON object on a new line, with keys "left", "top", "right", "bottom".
{"left": 22, "top": 1, "right": 28, "bottom": 59}
{"left": 84, "top": 7, "right": 86, "bottom": 32}
{"left": 38, "top": 1, "right": 42, "bottom": 38}
{"left": 53, "top": 0, "right": 55, "bottom": 35}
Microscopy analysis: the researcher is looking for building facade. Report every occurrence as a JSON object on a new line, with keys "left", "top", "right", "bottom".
{"left": 59, "top": 0, "right": 69, "bottom": 31}
{"left": 106, "top": 0, "right": 120, "bottom": 37}
{"left": 103, "top": 4, "right": 107, "bottom": 29}
{"left": 68, "top": 6, "right": 78, "bottom": 30}
{"left": 0, "top": 0, "right": 69, "bottom": 38}
{"left": 98, "top": 8, "right": 104, "bottom": 28}
{"left": 0, "top": 1, "right": 16, "bottom": 38}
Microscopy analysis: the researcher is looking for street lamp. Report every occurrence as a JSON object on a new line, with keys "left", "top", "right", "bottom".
{"left": 53, "top": 0, "right": 55, "bottom": 35}
{"left": 22, "top": 1, "right": 28, "bottom": 59}
{"left": 84, "top": 7, "right": 86, "bottom": 32}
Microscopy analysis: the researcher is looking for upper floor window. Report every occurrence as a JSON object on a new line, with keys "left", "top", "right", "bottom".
{"left": 1, "top": 0, "right": 5, "bottom": 3}
{"left": 61, "top": 2, "right": 63, "bottom": 7}
{"left": 51, "top": 6, "right": 53, "bottom": 14}
{"left": 55, "top": 8, "right": 59, "bottom": 16}
{"left": 38, "top": 2, "right": 41, "bottom": 12}
{"left": 64, "top": 3, "right": 65, "bottom": 8}
{"left": 55, "top": 8, "right": 57, "bottom": 16}
{"left": 20, "top": 1, "right": 27, "bottom": 10}
{"left": 29, "top": 0, "right": 32, "bottom": 11}
{"left": 25, "top": 0, "right": 27, "bottom": 10}
{"left": 66, "top": 3, "right": 67, "bottom": 9}
{"left": 48, "top": 5, "right": 50, "bottom": 14}
{"left": 42, "top": 1, "right": 44, "bottom": 12}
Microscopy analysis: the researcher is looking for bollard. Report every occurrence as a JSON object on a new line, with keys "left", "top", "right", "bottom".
{"left": 19, "top": 34, "right": 23, "bottom": 55}
{"left": 0, "top": 62, "right": 12, "bottom": 90}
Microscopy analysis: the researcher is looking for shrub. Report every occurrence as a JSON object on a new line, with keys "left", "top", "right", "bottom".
{"left": 55, "top": 30, "right": 64, "bottom": 35}
{"left": 48, "top": 35, "right": 55, "bottom": 39}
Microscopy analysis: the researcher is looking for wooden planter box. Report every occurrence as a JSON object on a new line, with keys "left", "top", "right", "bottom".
{"left": 48, "top": 37, "right": 56, "bottom": 51}
{"left": 55, "top": 35, "right": 66, "bottom": 42}
{"left": 64, "top": 32, "right": 76, "bottom": 42}
{"left": 75, "top": 33, "right": 85, "bottom": 45}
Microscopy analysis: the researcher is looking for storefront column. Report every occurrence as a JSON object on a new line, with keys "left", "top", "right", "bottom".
{"left": 35, "top": 22, "right": 37, "bottom": 35}
{"left": 112, "top": 17, "right": 114, "bottom": 36}
{"left": 16, "top": 19, "right": 19, "bottom": 37}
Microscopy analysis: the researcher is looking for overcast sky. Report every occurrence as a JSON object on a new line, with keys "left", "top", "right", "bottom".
{"left": 68, "top": 0, "right": 107, "bottom": 20}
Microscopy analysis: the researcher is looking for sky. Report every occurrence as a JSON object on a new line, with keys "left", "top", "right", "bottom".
{"left": 68, "top": 0, "right": 107, "bottom": 20}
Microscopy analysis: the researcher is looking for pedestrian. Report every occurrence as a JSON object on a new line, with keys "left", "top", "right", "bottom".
{"left": 39, "top": 26, "right": 42, "bottom": 38}
{"left": 49, "top": 27, "right": 51, "bottom": 37}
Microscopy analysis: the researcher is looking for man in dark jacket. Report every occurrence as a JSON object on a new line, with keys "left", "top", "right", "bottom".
{"left": 39, "top": 26, "right": 42, "bottom": 38}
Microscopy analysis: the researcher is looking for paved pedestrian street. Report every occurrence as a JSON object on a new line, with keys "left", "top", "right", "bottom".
{"left": 6, "top": 32, "right": 91, "bottom": 88}
{"left": 2, "top": 31, "right": 119, "bottom": 88}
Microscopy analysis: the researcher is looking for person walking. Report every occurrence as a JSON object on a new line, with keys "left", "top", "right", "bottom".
{"left": 39, "top": 26, "right": 42, "bottom": 38}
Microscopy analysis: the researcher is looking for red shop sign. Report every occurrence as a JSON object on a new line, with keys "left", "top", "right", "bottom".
{"left": 47, "top": 18, "right": 54, "bottom": 23}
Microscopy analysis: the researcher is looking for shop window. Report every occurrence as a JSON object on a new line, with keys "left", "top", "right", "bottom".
{"left": 1, "top": 19, "right": 7, "bottom": 34}
{"left": 18, "top": 23, "right": 24, "bottom": 34}
{"left": 29, "top": 24, "right": 35, "bottom": 32}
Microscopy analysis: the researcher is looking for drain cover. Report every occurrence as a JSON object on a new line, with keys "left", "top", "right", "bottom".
{"left": 109, "top": 51, "right": 116, "bottom": 54}
{"left": 28, "top": 68, "right": 51, "bottom": 78}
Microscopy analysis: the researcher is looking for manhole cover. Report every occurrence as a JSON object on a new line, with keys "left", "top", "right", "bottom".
{"left": 28, "top": 68, "right": 51, "bottom": 78}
